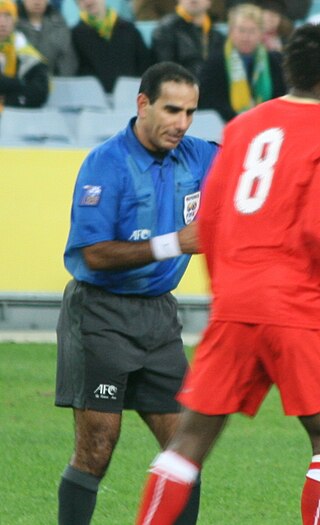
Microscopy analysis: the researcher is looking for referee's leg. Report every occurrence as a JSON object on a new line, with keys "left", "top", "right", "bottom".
{"left": 58, "top": 408, "right": 122, "bottom": 525}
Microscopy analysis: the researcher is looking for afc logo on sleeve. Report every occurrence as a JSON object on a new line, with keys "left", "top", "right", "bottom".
{"left": 184, "top": 191, "right": 201, "bottom": 225}
{"left": 80, "top": 185, "right": 102, "bottom": 206}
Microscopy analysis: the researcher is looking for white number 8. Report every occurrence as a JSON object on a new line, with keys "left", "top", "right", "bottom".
{"left": 234, "top": 127, "right": 284, "bottom": 214}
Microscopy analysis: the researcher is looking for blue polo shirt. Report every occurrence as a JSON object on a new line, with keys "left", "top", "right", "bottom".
{"left": 64, "top": 118, "right": 219, "bottom": 296}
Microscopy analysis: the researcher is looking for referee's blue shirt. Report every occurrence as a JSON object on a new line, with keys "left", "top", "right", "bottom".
{"left": 64, "top": 118, "right": 219, "bottom": 296}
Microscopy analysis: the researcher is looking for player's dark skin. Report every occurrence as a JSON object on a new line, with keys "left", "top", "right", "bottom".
{"left": 154, "top": 411, "right": 320, "bottom": 467}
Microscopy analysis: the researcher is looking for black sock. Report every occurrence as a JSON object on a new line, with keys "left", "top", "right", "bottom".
{"left": 174, "top": 476, "right": 201, "bottom": 525}
{"left": 58, "top": 465, "right": 100, "bottom": 525}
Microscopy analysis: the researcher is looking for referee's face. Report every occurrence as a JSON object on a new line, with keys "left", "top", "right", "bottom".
{"left": 135, "top": 80, "right": 199, "bottom": 152}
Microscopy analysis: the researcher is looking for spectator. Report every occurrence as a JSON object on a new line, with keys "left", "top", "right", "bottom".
{"left": 228, "top": 1, "right": 294, "bottom": 52}
{"left": 199, "top": 3, "right": 286, "bottom": 121}
{"left": 259, "top": 0, "right": 292, "bottom": 52}
{"left": 72, "top": 0, "right": 152, "bottom": 94}
{"left": 0, "top": 0, "right": 49, "bottom": 108}
{"left": 151, "top": 0, "right": 225, "bottom": 79}
{"left": 16, "top": 0, "right": 78, "bottom": 76}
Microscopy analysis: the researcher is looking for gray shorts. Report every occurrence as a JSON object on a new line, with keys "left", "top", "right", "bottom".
{"left": 55, "top": 280, "right": 188, "bottom": 413}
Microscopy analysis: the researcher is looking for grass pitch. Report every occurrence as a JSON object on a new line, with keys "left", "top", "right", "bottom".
{"left": 0, "top": 342, "right": 310, "bottom": 524}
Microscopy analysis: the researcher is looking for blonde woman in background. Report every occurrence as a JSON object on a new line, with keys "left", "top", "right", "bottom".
{"left": 199, "top": 2, "right": 286, "bottom": 121}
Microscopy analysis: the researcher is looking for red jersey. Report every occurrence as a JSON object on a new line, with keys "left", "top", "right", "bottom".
{"left": 199, "top": 97, "right": 320, "bottom": 329}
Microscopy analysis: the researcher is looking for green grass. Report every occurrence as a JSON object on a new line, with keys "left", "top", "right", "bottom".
{"left": 0, "top": 343, "right": 311, "bottom": 524}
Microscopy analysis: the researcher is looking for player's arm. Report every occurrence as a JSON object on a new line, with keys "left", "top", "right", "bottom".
{"left": 82, "top": 222, "right": 198, "bottom": 270}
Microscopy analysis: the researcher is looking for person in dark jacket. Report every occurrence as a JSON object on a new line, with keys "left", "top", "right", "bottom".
{"left": 151, "top": 0, "right": 225, "bottom": 79}
{"left": 72, "top": 0, "right": 152, "bottom": 94}
{"left": 199, "top": 2, "right": 286, "bottom": 121}
{"left": 16, "top": 0, "right": 78, "bottom": 76}
{"left": 0, "top": 0, "right": 49, "bottom": 108}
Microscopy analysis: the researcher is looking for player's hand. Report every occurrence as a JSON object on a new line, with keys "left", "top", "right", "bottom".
{"left": 178, "top": 221, "right": 199, "bottom": 254}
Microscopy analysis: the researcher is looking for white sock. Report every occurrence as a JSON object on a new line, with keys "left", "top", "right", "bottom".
{"left": 306, "top": 455, "right": 320, "bottom": 481}
{"left": 150, "top": 450, "right": 199, "bottom": 484}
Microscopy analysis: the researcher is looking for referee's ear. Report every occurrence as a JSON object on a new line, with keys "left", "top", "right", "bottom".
{"left": 137, "top": 92, "right": 151, "bottom": 119}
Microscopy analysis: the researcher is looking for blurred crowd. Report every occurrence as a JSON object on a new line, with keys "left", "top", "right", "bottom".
{"left": 0, "top": 0, "right": 317, "bottom": 121}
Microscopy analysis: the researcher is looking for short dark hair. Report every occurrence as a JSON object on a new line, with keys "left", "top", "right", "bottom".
{"left": 283, "top": 24, "right": 320, "bottom": 91}
{"left": 138, "top": 61, "right": 199, "bottom": 104}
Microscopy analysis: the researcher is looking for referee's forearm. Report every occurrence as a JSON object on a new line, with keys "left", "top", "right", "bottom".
{"left": 82, "top": 240, "right": 154, "bottom": 270}
{"left": 82, "top": 223, "right": 199, "bottom": 270}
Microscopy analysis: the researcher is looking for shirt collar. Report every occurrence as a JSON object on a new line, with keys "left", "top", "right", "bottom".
{"left": 124, "top": 117, "right": 179, "bottom": 173}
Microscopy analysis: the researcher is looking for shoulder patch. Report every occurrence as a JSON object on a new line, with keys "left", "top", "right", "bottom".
{"left": 79, "top": 185, "right": 102, "bottom": 206}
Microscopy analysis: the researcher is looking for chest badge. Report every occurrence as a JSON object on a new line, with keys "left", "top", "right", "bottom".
{"left": 184, "top": 191, "right": 201, "bottom": 225}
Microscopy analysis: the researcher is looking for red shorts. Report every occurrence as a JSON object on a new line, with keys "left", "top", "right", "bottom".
{"left": 178, "top": 321, "right": 320, "bottom": 417}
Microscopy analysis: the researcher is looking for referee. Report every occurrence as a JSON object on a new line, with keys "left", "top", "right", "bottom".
{"left": 55, "top": 61, "right": 219, "bottom": 525}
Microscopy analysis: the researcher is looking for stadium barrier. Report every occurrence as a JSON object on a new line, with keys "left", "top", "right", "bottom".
{"left": 1, "top": 147, "right": 210, "bottom": 337}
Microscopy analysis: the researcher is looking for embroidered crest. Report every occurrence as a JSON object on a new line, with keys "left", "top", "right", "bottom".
{"left": 184, "top": 191, "right": 201, "bottom": 225}
{"left": 80, "top": 185, "right": 102, "bottom": 206}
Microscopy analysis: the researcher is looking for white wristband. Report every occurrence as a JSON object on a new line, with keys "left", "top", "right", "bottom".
{"left": 150, "top": 232, "right": 182, "bottom": 261}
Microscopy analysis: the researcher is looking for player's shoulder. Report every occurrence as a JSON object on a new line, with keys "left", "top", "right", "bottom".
{"left": 225, "top": 99, "right": 280, "bottom": 133}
